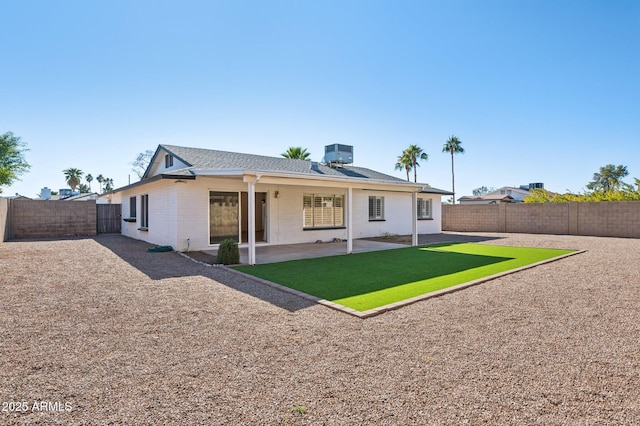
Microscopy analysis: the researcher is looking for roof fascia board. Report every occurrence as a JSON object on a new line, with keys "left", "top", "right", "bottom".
{"left": 238, "top": 171, "right": 423, "bottom": 191}
{"left": 103, "top": 174, "right": 195, "bottom": 195}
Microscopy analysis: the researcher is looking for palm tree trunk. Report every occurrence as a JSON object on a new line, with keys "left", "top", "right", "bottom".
{"left": 450, "top": 149, "right": 455, "bottom": 204}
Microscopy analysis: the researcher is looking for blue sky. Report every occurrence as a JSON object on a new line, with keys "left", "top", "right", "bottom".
{"left": 2, "top": 0, "right": 638, "bottom": 200}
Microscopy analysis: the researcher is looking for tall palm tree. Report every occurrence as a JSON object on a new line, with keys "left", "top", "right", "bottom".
{"left": 281, "top": 147, "right": 311, "bottom": 160}
{"left": 405, "top": 145, "right": 428, "bottom": 183}
{"left": 63, "top": 168, "right": 84, "bottom": 192}
{"left": 442, "top": 135, "right": 464, "bottom": 204}
{"left": 85, "top": 173, "right": 93, "bottom": 191}
{"left": 103, "top": 177, "right": 114, "bottom": 192}
{"left": 394, "top": 149, "right": 412, "bottom": 181}
{"left": 96, "top": 174, "right": 104, "bottom": 193}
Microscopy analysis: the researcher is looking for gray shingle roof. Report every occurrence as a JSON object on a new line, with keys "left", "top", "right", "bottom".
{"left": 160, "top": 144, "right": 409, "bottom": 183}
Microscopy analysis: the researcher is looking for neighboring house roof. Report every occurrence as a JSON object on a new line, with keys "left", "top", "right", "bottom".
{"left": 4, "top": 195, "right": 31, "bottom": 200}
{"left": 458, "top": 194, "right": 515, "bottom": 203}
{"left": 63, "top": 193, "right": 101, "bottom": 201}
{"left": 487, "top": 186, "right": 531, "bottom": 198}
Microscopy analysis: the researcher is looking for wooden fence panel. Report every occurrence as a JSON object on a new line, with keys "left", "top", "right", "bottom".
{"left": 97, "top": 204, "right": 121, "bottom": 234}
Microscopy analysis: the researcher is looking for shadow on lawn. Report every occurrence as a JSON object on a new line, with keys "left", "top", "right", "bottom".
{"left": 235, "top": 243, "right": 514, "bottom": 303}
{"left": 92, "top": 234, "right": 314, "bottom": 313}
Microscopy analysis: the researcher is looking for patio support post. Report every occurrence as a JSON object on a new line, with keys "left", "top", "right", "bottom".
{"left": 248, "top": 179, "right": 256, "bottom": 265}
{"left": 347, "top": 187, "right": 353, "bottom": 254}
{"left": 412, "top": 191, "right": 418, "bottom": 246}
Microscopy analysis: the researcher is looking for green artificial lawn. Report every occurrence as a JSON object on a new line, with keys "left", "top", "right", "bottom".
{"left": 234, "top": 243, "right": 575, "bottom": 312}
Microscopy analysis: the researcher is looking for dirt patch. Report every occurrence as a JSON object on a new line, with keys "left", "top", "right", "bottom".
{"left": 181, "top": 250, "right": 215, "bottom": 264}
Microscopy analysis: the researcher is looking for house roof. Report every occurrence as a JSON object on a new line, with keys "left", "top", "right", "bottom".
{"left": 420, "top": 187, "right": 454, "bottom": 196}
{"left": 154, "top": 144, "right": 410, "bottom": 183}
{"left": 458, "top": 194, "right": 515, "bottom": 202}
{"left": 108, "top": 144, "right": 452, "bottom": 195}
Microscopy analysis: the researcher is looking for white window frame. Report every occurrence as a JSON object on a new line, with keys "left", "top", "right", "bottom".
{"left": 368, "top": 196, "right": 385, "bottom": 221}
{"left": 129, "top": 196, "right": 137, "bottom": 219}
{"left": 140, "top": 194, "right": 149, "bottom": 229}
{"left": 303, "top": 194, "right": 344, "bottom": 229}
{"left": 417, "top": 198, "right": 432, "bottom": 219}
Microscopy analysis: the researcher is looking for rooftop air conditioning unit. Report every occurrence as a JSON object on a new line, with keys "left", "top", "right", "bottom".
{"left": 323, "top": 144, "right": 353, "bottom": 166}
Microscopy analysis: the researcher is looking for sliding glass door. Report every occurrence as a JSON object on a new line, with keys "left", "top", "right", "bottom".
{"left": 209, "top": 192, "right": 239, "bottom": 244}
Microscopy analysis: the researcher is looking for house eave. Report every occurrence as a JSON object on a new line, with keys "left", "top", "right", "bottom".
{"left": 103, "top": 173, "right": 196, "bottom": 195}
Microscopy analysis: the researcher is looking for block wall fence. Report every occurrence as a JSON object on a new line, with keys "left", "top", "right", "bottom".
{"left": 442, "top": 202, "right": 640, "bottom": 238}
{"left": 6, "top": 199, "right": 97, "bottom": 240}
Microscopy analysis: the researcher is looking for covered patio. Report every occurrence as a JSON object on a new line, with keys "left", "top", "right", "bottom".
{"left": 202, "top": 238, "right": 409, "bottom": 265}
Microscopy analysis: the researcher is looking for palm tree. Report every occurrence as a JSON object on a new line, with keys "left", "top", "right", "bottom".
{"left": 405, "top": 145, "right": 428, "bottom": 183}
{"left": 103, "top": 178, "right": 114, "bottom": 192}
{"left": 63, "top": 168, "right": 84, "bottom": 192}
{"left": 96, "top": 174, "right": 104, "bottom": 193}
{"left": 442, "top": 135, "right": 465, "bottom": 204}
{"left": 394, "top": 150, "right": 412, "bottom": 181}
{"left": 85, "top": 173, "right": 93, "bottom": 191}
{"left": 281, "top": 147, "right": 311, "bottom": 160}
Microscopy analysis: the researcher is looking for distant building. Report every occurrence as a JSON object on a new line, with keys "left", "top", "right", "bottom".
{"left": 458, "top": 183, "right": 544, "bottom": 205}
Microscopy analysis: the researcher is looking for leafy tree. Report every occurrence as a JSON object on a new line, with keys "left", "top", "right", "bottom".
{"left": 473, "top": 186, "right": 495, "bottom": 196}
{"left": 586, "top": 164, "right": 629, "bottom": 192}
{"left": 132, "top": 149, "right": 154, "bottom": 178}
{"left": 442, "top": 135, "right": 465, "bottom": 204}
{"left": 405, "top": 145, "right": 428, "bottom": 183}
{"left": 394, "top": 150, "right": 412, "bottom": 181}
{"left": 96, "top": 174, "right": 104, "bottom": 193}
{"left": 78, "top": 183, "right": 90, "bottom": 193}
{"left": 63, "top": 168, "right": 84, "bottom": 191}
{"left": 85, "top": 173, "right": 93, "bottom": 191}
{"left": 281, "top": 147, "right": 311, "bottom": 160}
{"left": 0, "top": 131, "right": 30, "bottom": 193}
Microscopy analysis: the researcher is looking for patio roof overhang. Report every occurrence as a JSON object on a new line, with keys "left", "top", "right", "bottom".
{"left": 193, "top": 168, "right": 425, "bottom": 192}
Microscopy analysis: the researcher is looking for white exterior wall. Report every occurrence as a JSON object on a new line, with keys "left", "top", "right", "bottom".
{"left": 418, "top": 194, "right": 442, "bottom": 234}
{"left": 109, "top": 179, "right": 179, "bottom": 248}
{"left": 271, "top": 185, "right": 348, "bottom": 244}
{"left": 108, "top": 175, "right": 444, "bottom": 251}
{"left": 351, "top": 190, "right": 414, "bottom": 238}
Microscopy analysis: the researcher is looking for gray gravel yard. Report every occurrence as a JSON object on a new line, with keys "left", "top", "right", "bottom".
{"left": 1, "top": 233, "right": 639, "bottom": 425}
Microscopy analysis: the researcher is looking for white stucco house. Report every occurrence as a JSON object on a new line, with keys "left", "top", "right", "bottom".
{"left": 103, "top": 144, "right": 452, "bottom": 264}
{"left": 459, "top": 185, "right": 543, "bottom": 204}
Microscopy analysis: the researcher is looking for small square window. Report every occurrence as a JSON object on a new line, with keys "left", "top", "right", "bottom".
{"left": 417, "top": 198, "right": 432, "bottom": 219}
{"left": 368, "top": 196, "right": 384, "bottom": 220}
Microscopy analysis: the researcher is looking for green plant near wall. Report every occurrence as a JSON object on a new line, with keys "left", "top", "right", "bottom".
{"left": 216, "top": 239, "right": 240, "bottom": 265}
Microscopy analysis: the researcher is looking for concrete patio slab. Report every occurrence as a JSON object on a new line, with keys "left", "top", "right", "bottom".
{"left": 202, "top": 239, "right": 408, "bottom": 264}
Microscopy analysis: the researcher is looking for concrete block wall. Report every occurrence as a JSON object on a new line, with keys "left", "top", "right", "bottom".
{"left": 9, "top": 199, "right": 97, "bottom": 239}
{"left": 442, "top": 204, "right": 500, "bottom": 232}
{"left": 505, "top": 203, "right": 570, "bottom": 235}
{"left": 577, "top": 201, "right": 640, "bottom": 238}
{"left": 443, "top": 201, "right": 640, "bottom": 238}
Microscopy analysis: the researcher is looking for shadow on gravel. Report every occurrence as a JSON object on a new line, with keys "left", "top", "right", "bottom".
{"left": 93, "top": 234, "right": 314, "bottom": 313}
{"left": 419, "top": 233, "right": 505, "bottom": 245}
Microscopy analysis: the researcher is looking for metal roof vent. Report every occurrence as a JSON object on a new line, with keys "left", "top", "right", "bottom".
{"left": 323, "top": 144, "right": 353, "bottom": 167}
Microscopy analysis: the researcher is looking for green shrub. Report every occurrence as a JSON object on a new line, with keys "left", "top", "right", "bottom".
{"left": 216, "top": 239, "right": 240, "bottom": 265}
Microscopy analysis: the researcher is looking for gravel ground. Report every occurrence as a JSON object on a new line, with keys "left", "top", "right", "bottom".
{"left": 1, "top": 233, "right": 639, "bottom": 425}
